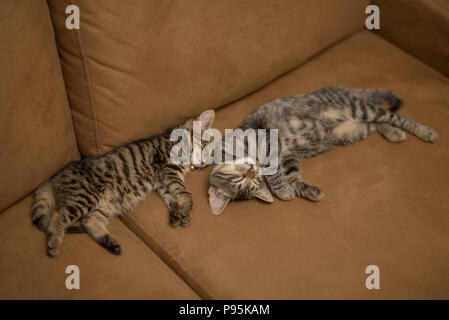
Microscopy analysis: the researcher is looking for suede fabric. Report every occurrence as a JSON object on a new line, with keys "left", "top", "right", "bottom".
{"left": 0, "top": 196, "right": 199, "bottom": 299}
{"left": 2, "top": 1, "right": 449, "bottom": 300}
{"left": 0, "top": 0, "right": 79, "bottom": 211}
{"left": 374, "top": 0, "right": 449, "bottom": 78}
{"left": 47, "top": 0, "right": 367, "bottom": 157}
{"left": 121, "top": 32, "right": 449, "bottom": 299}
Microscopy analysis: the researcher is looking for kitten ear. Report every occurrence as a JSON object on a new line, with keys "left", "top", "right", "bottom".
{"left": 208, "top": 185, "right": 231, "bottom": 216}
{"left": 198, "top": 110, "right": 215, "bottom": 130}
{"left": 254, "top": 183, "right": 274, "bottom": 203}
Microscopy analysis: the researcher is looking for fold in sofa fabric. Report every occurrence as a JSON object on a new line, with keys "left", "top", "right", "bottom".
{"left": 374, "top": 0, "right": 449, "bottom": 78}
{"left": 0, "top": 0, "right": 79, "bottom": 211}
{"left": 123, "top": 32, "right": 449, "bottom": 299}
{"left": 47, "top": 0, "right": 367, "bottom": 157}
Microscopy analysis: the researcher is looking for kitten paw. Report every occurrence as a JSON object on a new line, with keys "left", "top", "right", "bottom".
{"left": 169, "top": 199, "right": 192, "bottom": 227}
{"left": 385, "top": 129, "right": 407, "bottom": 143}
{"left": 417, "top": 126, "right": 438, "bottom": 143}
{"left": 272, "top": 184, "right": 295, "bottom": 201}
{"left": 47, "top": 248, "right": 60, "bottom": 257}
{"left": 170, "top": 216, "right": 181, "bottom": 227}
{"left": 181, "top": 217, "right": 190, "bottom": 227}
{"left": 100, "top": 234, "right": 122, "bottom": 255}
{"left": 377, "top": 124, "right": 407, "bottom": 143}
{"left": 47, "top": 234, "right": 61, "bottom": 257}
{"left": 108, "top": 243, "right": 122, "bottom": 255}
{"left": 393, "top": 130, "right": 407, "bottom": 143}
{"left": 300, "top": 184, "right": 324, "bottom": 202}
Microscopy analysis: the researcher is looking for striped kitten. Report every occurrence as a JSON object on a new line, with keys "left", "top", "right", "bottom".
{"left": 32, "top": 110, "right": 215, "bottom": 257}
{"left": 208, "top": 87, "right": 438, "bottom": 215}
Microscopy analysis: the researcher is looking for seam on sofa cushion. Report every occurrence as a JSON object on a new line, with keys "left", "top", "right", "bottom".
{"left": 120, "top": 215, "right": 213, "bottom": 300}
{"left": 72, "top": 0, "right": 102, "bottom": 156}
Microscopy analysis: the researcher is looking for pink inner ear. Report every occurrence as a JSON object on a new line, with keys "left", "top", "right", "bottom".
{"left": 208, "top": 185, "right": 230, "bottom": 216}
{"left": 255, "top": 184, "right": 274, "bottom": 203}
{"left": 200, "top": 110, "right": 215, "bottom": 129}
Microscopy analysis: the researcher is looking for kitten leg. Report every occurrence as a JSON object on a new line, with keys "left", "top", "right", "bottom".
{"left": 264, "top": 170, "right": 295, "bottom": 201}
{"left": 46, "top": 208, "right": 72, "bottom": 257}
{"left": 282, "top": 156, "right": 324, "bottom": 202}
{"left": 376, "top": 123, "right": 407, "bottom": 143}
{"left": 81, "top": 210, "right": 121, "bottom": 255}
{"left": 156, "top": 168, "right": 193, "bottom": 227}
{"left": 362, "top": 103, "right": 438, "bottom": 143}
{"left": 348, "top": 89, "right": 407, "bottom": 142}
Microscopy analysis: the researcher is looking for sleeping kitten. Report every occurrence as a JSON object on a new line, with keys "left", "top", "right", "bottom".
{"left": 32, "top": 110, "right": 215, "bottom": 257}
{"left": 208, "top": 87, "right": 438, "bottom": 215}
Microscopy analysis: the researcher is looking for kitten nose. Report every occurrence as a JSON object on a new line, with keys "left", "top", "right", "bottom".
{"left": 247, "top": 167, "right": 256, "bottom": 179}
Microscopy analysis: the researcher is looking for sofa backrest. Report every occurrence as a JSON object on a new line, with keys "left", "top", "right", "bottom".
{"left": 0, "top": 0, "right": 79, "bottom": 211}
{"left": 48, "top": 0, "right": 368, "bottom": 157}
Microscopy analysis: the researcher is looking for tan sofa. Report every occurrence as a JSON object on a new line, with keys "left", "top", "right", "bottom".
{"left": 1, "top": 0, "right": 448, "bottom": 299}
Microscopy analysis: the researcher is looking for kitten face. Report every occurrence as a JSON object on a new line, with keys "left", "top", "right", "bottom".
{"left": 208, "top": 161, "right": 273, "bottom": 215}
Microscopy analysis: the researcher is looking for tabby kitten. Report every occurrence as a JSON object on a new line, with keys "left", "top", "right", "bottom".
{"left": 208, "top": 87, "right": 438, "bottom": 215}
{"left": 32, "top": 110, "right": 215, "bottom": 257}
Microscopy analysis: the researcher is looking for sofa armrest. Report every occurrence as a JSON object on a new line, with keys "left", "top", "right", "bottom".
{"left": 373, "top": 0, "right": 449, "bottom": 77}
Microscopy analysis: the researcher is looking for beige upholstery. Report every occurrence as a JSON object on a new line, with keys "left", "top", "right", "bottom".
{"left": 0, "top": 0, "right": 79, "bottom": 211}
{"left": 1, "top": 0, "right": 448, "bottom": 300}
{"left": 0, "top": 196, "right": 199, "bottom": 299}
{"left": 122, "top": 32, "right": 449, "bottom": 299}
{"left": 374, "top": 0, "right": 449, "bottom": 78}
{"left": 47, "top": 0, "right": 367, "bottom": 156}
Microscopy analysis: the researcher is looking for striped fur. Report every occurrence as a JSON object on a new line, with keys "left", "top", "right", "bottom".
{"left": 208, "top": 87, "right": 438, "bottom": 215}
{"left": 32, "top": 110, "right": 215, "bottom": 257}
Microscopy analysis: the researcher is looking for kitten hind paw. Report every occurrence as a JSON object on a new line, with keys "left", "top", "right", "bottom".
{"left": 100, "top": 235, "right": 122, "bottom": 255}
{"left": 385, "top": 129, "right": 407, "bottom": 143}
{"left": 417, "top": 126, "right": 438, "bottom": 143}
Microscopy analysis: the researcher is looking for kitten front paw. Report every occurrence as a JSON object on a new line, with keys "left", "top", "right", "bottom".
{"left": 272, "top": 184, "right": 295, "bottom": 201}
{"left": 47, "top": 248, "right": 60, "bottom": 257}
{"left": 300, "top": 183, "right": 324, "bottom": 202}
{"left": 47, "top": 234, "right": 61, "bottom": 257}
{"left": 169, "top": 198, "right": 193, "bottom": 228}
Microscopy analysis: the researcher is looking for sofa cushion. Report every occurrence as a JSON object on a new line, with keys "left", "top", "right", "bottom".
{"left": 0, "top": 0, "right": 79, "bottom": 211}
{"left": 121, "top": 31, "right": 449, "bottom": 299}
{"left": 0, "top": 195, "right": 199, "bottom": 299}
{"left": 47, "top": 0, "right": 367, "bottom": 156}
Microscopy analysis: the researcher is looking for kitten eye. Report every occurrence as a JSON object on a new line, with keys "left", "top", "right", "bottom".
{"left": 190, "top": 164, "right": 196, "bottom": 170}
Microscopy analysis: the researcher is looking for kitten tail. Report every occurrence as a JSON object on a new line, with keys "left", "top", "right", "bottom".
{"left": 31, "top": 183, "right": 55, "bottom": 231}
